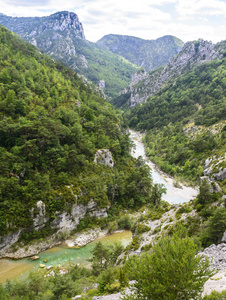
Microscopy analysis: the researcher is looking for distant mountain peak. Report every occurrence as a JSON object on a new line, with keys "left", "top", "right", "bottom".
{"left": 96, "top": 34, "right": 184, "bottom": 72}
{"left": 0, "top": 11, "right": 85, "bottom": 40}
{"left": 114, "top": 38, "right": 226, "bottom": 108}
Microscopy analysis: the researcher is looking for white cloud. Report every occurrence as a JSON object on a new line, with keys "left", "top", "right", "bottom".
{"left": 176, "top": 0, "right": 226, "bottom": 17}
{"left": 76, "top": 0, "right": 172, "bottom": 41}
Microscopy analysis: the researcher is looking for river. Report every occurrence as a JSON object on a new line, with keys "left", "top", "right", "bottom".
{"left": 130, "top": 130, "right": 198, "bottom": 204}
{"left": 0, "top": 231, "right": 132, "bottom": 284}
{"left": 0, "top": 131, "right": 198, "bottom": 283}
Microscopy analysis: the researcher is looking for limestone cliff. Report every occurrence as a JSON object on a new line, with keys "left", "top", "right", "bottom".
{"left": 0, "top": 198, "right": 108, "bottom": 257}
{"left": 117, "top": 39, "right": 226, "bottom": 108}
{"left": 0, "top": 12, "right": 137, "bottom": 98}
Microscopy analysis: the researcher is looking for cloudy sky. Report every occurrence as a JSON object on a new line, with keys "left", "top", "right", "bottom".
{"left": 0, "top": 0, "right": 225, "bottom": 43}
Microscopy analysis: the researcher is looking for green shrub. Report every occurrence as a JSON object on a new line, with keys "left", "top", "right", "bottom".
{"left": 202, "top": 290, "right": 226, "bottom": 299}
{"left": 118, "top": 215, "right": 133, "bottom": 230}
{"left": 136, "top": 223, "right": 150, "bottom": 234}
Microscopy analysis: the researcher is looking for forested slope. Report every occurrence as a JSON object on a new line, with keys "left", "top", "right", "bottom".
{"left": 126, "top": 55, "right": 226, "bottom": 184}
{"left": 96, "top": 34, "right": 184, "bottom": 72}
{"left": 0, "top": 12, "right": 138, "bottom": 99}
{"left": 0, "top": 26, "right": 153, "bottom": 243}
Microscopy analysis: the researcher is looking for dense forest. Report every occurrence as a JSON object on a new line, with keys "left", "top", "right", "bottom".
{"left": 0, "top": 26, "right": 156, "bottom": 241}
{"left": 126, "top": 55, "right": 226, "bottom": 184}
{"left": 0, "top": 24, "right": 226, "bottom": 300}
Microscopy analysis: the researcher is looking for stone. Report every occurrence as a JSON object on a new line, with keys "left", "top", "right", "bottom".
{"left": 200, "top": 176, "right": 221, "bottom": 193}
{"left": 36, "top": 201, "right": 46, "bottom": 216}
{"left": 221, "top": 231, "right": 226, "bottom": 243}
{"left": 199, "top": 243, "right": 226, "bottom": 271}
{"left": 99, "top": 80, "right": 105, "bottom": 89}
{"left": 122, "top": 39, "right": 225, "bottom": 107}
{"left": 0, "top": 230, "right": 22, "bottom": 252}
{"left": 0, "top": 199, "right": 109, "bottom": 258}
{"left": 94, "top": 149, "right": 114, "bottom": 167}
{"left": 213, "top": 168, "right": 226, "bottom": 181}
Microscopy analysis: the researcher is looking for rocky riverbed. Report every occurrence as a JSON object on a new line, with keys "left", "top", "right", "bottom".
{"left": 130, "top": 129, "right": 199, "bottom": 204}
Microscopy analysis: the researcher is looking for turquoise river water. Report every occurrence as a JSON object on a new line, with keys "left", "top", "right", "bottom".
{"left": 0, "top": 231, "right": 132, "bottom": 283}
{"left": 0, "top": 130, "right": 198, "bottom": 283}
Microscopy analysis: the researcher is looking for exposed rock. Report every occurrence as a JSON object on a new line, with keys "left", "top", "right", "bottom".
{"left": 119, "top": 39, "right": 226, "bottom": 107}
{"left": 32, "top": 201, "right": 50, "bottom": 231}
{"left": 131, "top": 69, "right": 147, "bottom": 85}
{"left": 79, "top": 54, "right": 88, "bottom": 68}
{"left": 65, "top": 228, "right": 108, "bottom": 247}
{"left": 203, "top": 153, "right": 226, "bottom": 179}
{"left": 200, "top": 176, "right": 221, "bottom": 193}
{"left": 94, "top": 149, "right": 114, "bottom": 167}
{"left": 99, "top": 80, "right": 105, "bottom": 89}
{"left": 0, "top": 227, "right": 110, "bottom": 259}
{"left": 51, "top": 201, "right": 108, "bottom": 232}
{"left": 203, "top": 270, "right": 226, "bottom": 297}
{"left": 0, "top": 11, "right": 85, "bottom": 40}
{"left": 36, "top": 200, "right": 46, "bottom": 216}
{"left": 200, "top": 243, "right": 226, "bottom": 271}
{"left": 0, "top": 200, "right": 108, "bottom": 258}
{"left": 92, "top": 287, "right": 131, "bottom": 300}
{"left": 0, "top": 12, "right": 137, "bottom": 98}
{"left": 0, "top": 230, "right": 22, "bottom": 253}
{"left": 222, "top": 231, "right": 226, "bottom": 243}
{"left": 214, "top": 168, "right": 226, "bottom": 181}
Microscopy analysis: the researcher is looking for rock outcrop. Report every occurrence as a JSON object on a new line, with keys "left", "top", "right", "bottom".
{"left": 118, "top": 39, "right": 226, "bottom": 107}
{"left": 0, "top": 12, "right": 137, "bottom": 98}
{"left": 222, "top": 231, "right": 226, "bottom": 243}
{"left": 200, "top": 243, "right": 226, "bottom": 271}
{"left": 0, "top": 199, "right": 108, "bottom": 257}
{"left": 94, "top": 149, "right": 114, "bottom": 167}
{"left": 0, "top": 11, "right": 85, "bottom": 42}
{"left": 200, "top": 176, "right": 221, "bottom": 193}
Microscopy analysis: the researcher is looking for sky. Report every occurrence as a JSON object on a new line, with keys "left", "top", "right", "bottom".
{"left": 0, "top": 0, "right": 226, "bottom": 43}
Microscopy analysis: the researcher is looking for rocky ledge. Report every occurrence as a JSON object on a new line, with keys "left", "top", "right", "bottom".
{"left": 201, "top": 243, "right": 226, "bottom": 297}
{"left": 0, "top": 228, "right": 109, "bottom": 259}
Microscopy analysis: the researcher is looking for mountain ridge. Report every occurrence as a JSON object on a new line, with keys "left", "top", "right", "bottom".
{"left": 0, "top": 12, "right": 186, "bottom": 99}
{"left": 0, "top": 12, "right": 138, "bottom": 98}
{"left": 113, "top": 39, "right": 226, "bottom": 108}
{"left": 96, "top": 33, "right": 184, "bottom": 72}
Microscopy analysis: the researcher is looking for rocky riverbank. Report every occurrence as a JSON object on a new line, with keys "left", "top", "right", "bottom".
{"left": 130, "top": 129, "right": 199, "bottom": 204}
{"left": 0, "top": 228, "right": 109, "bottom": 259}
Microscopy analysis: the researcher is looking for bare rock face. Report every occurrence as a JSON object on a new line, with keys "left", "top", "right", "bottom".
{"left": 0, "top": 198, "right": 108, "bottom": 257}
{"left": 222, "top": 231, "right": 226, "bottom": 243}
{"left": 214, "top": 168, "right": 226, "bottom": 181}
{"left": 122, "top": 39, "right": 226, "bottom": 107}
{"left": 200, "top": 176, "right": 221, "bottom": 193}
{"left": 200, "top": 243, "right": 226, "bottom": 271}
{"left": 0, "top": 11, "right": 85, "bottom": 41}
{"left": 94, "top": 149, "right": 114, "bottom": 167}
{"left": 99, "top": 80, "right": 105, "bottom": 89}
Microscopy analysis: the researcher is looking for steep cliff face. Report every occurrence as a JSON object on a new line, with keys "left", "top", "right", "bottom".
{"left": 96, "top": 34, "right": 184, "bottom": 72}
{"left": 118, "top": 39, "right": 226, "bottom": 108}
{"left": 0, "top": 12, "right": 137, "bottom": 98}
{"left": 0, "top": 199, "right": 108, "bottom": 256}
{"left": 0, "top": 11, "right": 85, "bottom": 42}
